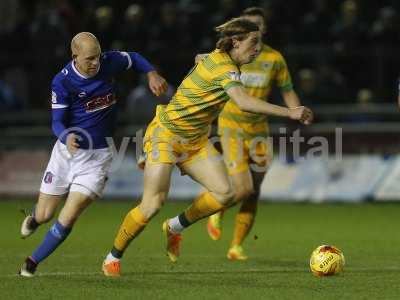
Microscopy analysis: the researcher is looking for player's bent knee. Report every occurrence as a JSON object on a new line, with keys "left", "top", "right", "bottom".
{"left": 214, "top": 187, "right": 235, "bottom": 206}
{"left": 139, "top": 204, "right": 162, "bottom": 219}
{"left": 139, "top": 193, "right": 167, "bottom": 219}
{"left": 35, "top": 206, "right": 58, "bottom": 223}
{"left": 235, "top": 186, "right": 256, "bottom": 203}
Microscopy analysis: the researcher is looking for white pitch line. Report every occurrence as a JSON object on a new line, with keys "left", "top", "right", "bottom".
{"left": 3, "top": 267, "right": 400, "bottom": 278}
{"left": 2, "top": 271, "right": 101, "bottom": 278}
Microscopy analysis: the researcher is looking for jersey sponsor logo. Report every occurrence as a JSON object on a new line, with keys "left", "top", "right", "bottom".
{"left": 85, "top": 93, "right": 116, "bottom": 112}
{"left": 240, "top": 72, "right": 267, "bottom": 87}
{"left": 51, "top": 91, "right": 57, "bottom": 103}
{"left": 44, "top": 171, "right": 54, "bottom": 184}
{"left": 228, "top": 71, "right": 241, "bottom": 81}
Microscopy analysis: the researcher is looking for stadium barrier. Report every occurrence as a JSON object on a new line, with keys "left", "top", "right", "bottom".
{"left": 0, "top": 149, "right": 398, "bottom": 202}
{"left": 1, "top": 106, "right": 400, "bottom": 201}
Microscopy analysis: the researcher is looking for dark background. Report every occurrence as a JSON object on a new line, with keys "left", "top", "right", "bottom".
{"left": 1, "top": 0, "right": 400, "bottom": 112}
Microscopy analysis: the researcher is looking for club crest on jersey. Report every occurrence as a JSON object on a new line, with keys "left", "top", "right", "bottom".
{"left": 51, "top": 91, "right": 57, "bottom": 103}
{"left": 44, "top": 171, "right": 54, "bottom": 184}
{"left": 228, "top": 71, "right": 241, "bottom": 81}
{"left": 261, "top": 62, "right": 271, "bottom": 70}
{"left": 85, "top": 93, "right": 116, "bottom": 112}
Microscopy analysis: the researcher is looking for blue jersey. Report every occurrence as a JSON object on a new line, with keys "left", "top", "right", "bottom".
{"left": 51, "top": 51, "right": 154, "bottom": 149}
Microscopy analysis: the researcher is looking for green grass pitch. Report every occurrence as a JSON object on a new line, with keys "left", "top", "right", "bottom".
{"left": 1, "top": 200, "right": 400, "bottom": 299}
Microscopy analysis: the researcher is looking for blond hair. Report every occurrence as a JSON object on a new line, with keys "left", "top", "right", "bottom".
{"left": 215, "top": 17, "right": 259, "bottom": 52}
{"left": 242, "top": 7, "right": 266, "bottom": 19}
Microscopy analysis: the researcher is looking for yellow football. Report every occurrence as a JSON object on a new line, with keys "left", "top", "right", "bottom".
{"left": 309, "top": 245, "right": 345, "bottom": 276}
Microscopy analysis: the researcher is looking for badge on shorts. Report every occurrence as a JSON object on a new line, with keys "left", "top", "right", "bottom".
{"left": 227, "top": 161, "right": 237, "bottom": 169}
{"left": 51, "top": 91, "right": 57, "bottom": 103}
{"left": 44, "top": 171, "right": 54, "bottom": 184}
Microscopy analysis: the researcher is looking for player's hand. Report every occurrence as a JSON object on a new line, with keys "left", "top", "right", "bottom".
{"left": 147, "top": 71, "right": 168, "bottom": 97}
{"left": 195, "top": 53, "right": 208, "bottom": 64}
{"left": 288, "top": 106, "right": 314, "bottom": 125}
{"left": 66, "top": 133, "right": 79, "bottom": 154}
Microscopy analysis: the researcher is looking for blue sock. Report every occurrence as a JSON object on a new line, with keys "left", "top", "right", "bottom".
{"left": 31, "top": 221, "right": 72, "bottom": 264}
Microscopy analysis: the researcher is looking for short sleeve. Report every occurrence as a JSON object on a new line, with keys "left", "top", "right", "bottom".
{"left": 105, "top": 51, "right": 154, "bottom": 74}
{"left": 51, "top": 78, "right": 69, "bottom": 109}
{"left": 105, "top": 51, "right": 131, "bottom": 73}
{"left": 275, "top": 54, "right": 293, "bottom": 92}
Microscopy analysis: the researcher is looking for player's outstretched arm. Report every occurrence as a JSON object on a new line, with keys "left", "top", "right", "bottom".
{"left": 119, "top": 51, "right": 168, "bottom": 96}
{"left": 227, "top": 85, "right": 313, "bottom": 125}
{"left": 282, "top": 90, "right": 301, "bottom": 108}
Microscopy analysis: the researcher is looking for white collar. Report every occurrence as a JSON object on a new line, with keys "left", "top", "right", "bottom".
{"left": 72, "top": 61, "right": 95, "bottom": 79}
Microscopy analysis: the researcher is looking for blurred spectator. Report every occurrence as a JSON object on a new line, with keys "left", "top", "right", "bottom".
{"left": 149, "top": 3, "right": 183, "bottom": 50}
{"left": 0, "top": 78, "right": 20, "bottom": 110}
{"left": 88, "top": 6, "right": 115, "bottom": 49}
{"left": 0, "top": 0, "right": 19, "bottom": 34}
{"left": 295, "top": 68, "right": 323, "bottom": 105}
{"left": 345, "top": 88, "right": 382, "bottom": 122}
{"left": 331, "top": 0, "right": 369, "bottom": 98}
{"left": 370, "top": 6, "right": 399, "bottom": 44}
{"left": 30, "top": 0, "right": 69, "bottom": 108}
{"left": 210, "top": 0, "right": 238, "bottom": 26}
{"left": 295, "top": 65, "right": 347, "bottom": 105}
{"left": 115, "top": 4, "right": 148, "bottom": 52}
{"left": 299, "top": 0, "right": 333, "bottom": 45}
{"left": 1, "top": 1, "right": 400, "bottom": 112}
{"left": 3, "top": 68, "right": 29, "bottom": 108}
{"left": 331, "top": 0, "right": 367, "bottom": 52}
{"left": 200, "top": 0, "right": 240, "bottom": 50}
{"left": 315, "top": 62, "right": 347, "bottom": 103}
{"left": 148, "top": 3, "right": 191, "bottom": 85}
{"left": 357, "top": 88, "right": 374, "bottom": 105}
{"left": 126, "top": 74, "right": 175, "bottom": 125}
{"left": 368, "top": 6, "right": 400, "bottom": 101}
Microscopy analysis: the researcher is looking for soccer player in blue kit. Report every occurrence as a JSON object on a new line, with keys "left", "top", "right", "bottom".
{"left": 18, "top": 32, "right": 168, "bottom": 277}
